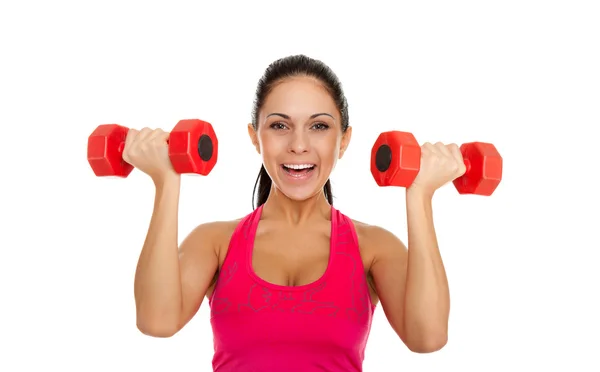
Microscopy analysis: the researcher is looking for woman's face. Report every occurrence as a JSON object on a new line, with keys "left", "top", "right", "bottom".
{"left": 248, "top": 76, "right": 351, "bottom": 202}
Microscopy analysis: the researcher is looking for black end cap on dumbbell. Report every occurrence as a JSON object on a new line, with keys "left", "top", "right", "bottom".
{"left": 197, "top": 134, "right": 213, "bottom": 161}
{"left": 375, "top": 144, "right": 392, "bottom": 172}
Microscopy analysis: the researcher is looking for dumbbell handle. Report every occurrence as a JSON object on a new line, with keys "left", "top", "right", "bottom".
{"left": 115, "top": 133, "right": 171, "bottom": 154}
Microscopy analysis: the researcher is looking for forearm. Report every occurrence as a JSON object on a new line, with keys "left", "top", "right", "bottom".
{"left": 403, "top": 188, "right": 450, "bottom": 348}
{"left": 134, "top": 175, "right": 183, "bottom": 333}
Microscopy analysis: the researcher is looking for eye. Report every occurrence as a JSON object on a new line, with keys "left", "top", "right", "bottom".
{"left": 270, "top": 122, "right": 288, "bottom": 130}
{"left": 311, "top": 122, "right": 330, "bottom": 130}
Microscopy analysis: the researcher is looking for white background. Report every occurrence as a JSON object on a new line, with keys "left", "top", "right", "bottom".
{"left": 1, "top": 0, "right": 599, "bottom": 371}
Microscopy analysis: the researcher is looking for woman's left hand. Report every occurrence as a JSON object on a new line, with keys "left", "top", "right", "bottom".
{"left": 408, "top": 142, "right": 467, "bottom": 197}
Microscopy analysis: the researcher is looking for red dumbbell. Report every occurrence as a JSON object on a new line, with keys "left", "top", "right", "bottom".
{"left": 370, "top": 131, "right": 502, "bottom": 196}
{"left": 87, "top": 118, "right": 218, "bottom": 177}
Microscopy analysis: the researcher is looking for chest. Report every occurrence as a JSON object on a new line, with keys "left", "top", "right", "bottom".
{"left": 209, "top": 214, "right": 376, "bottom": 325}
{"left": 251, "top": 227, "right": 331, "bottom": 287}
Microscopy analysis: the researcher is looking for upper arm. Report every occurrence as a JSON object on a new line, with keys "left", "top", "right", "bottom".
{"left": 361, "top": 224, "right": 409, "bottom": 341}
{"left": 177, "top": 221, "right": 231, "bottom": 328}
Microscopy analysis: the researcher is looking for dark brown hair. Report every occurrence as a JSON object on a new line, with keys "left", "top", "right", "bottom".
{"left": 250, "top": 55, "right": 350, "bottom": 209}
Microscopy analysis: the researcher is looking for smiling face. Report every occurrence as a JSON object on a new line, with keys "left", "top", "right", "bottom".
{"left": 248, "top": 75, "right": 352, "bottom": 202}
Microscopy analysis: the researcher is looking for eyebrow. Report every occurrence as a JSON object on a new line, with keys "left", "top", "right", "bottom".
{"left": 266, "top": 112, "right": 334, "bottom": 120}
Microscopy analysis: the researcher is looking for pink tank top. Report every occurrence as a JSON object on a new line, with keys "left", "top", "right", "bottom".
{"left": 208, "top": 205, "right": 376, "bottom": 371}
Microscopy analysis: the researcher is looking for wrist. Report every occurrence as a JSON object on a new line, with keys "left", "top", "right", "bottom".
{"left": 153, "top": 173, "right": 180, "bottom": 190}
{"left": 406, "top": 186, "right": 434, "bottom": 203}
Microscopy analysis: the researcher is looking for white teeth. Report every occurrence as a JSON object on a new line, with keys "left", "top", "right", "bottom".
{"left": 283, "top": 163, "right": 314, "bottom": 170}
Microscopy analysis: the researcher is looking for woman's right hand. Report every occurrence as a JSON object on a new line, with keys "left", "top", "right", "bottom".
{"left": 122, "top": 127, "right": 179, "bottom": 182}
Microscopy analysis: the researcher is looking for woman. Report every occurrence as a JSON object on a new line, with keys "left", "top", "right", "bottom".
{"left": 126, "top": 54, "right": 465, "bottom": 371}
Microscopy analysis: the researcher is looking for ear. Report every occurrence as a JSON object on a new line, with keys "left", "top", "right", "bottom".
{"left": 247, "top": 123, "right": 260, "bottom": 154}
{"left": 338, "top": 126, "right": 352, "bottom": 159}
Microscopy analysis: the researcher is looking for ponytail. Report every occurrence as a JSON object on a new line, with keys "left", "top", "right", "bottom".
{"left": 252, "top": 165, "right": 333, "bottom": 209}
{"left": 252, "top": 165, "right": 272, "bottom": 209}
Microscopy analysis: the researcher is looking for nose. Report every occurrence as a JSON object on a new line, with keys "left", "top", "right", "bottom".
{"left": 289, "top": 129, "right": 309, "bottom": 154}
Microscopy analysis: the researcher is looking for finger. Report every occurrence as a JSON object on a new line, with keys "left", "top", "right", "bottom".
{"left": 447, "top": 143, "right": 463, "bottom": 163}
{"left": 124, "top": 128, "right": 139, "bottom": 146}
{"left": 148, "top": 128, "right": 166, "bottom": 141}
{"left": 149, "top": 129, "right": 170, "bottom": 148}
{"left": 435, "top": 141, "right": 452, "bottom": 157}
{"left": 422, "top": 142, "right": 437, "bottom": 155}
{"left": 161, "top": 131, "right": 171, "bottom": 144}
{"left": 131, "top": 127, "right": 154, "bottom": 149}
{"left": 124, "top": 128, "right": 139, "bottom": 152}
{"left": 136, "top": 127, "right": 153, "bottom": 141}
{"left": 122, "top": 129, "right": 139, "bottom": 162}
{"left": 447, "top": 143, "right": 466, "bottom": 173}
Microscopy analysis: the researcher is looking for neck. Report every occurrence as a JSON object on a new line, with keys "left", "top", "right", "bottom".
{"left": 262, "top": 186, "right": 331, "bottom": 225}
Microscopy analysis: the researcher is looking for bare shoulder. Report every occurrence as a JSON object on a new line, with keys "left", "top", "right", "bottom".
{"left": 180, "top": 218, "right": 243, "bottom": 265}
{"left": 184, "top": 219, "right": 241, "bottom": 242}
{"left": 350, "top": 219, "right": 405, "bottom": 248}
{"left": 182, "top": 218, "right": 241, "bottom": 248}
{"left": 350, "top": 219, "right": 408, "bottom": 264}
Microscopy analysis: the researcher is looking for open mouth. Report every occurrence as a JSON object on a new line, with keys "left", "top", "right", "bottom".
{"left": 281, "top": 163, "right": 316, "bottom": 178}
